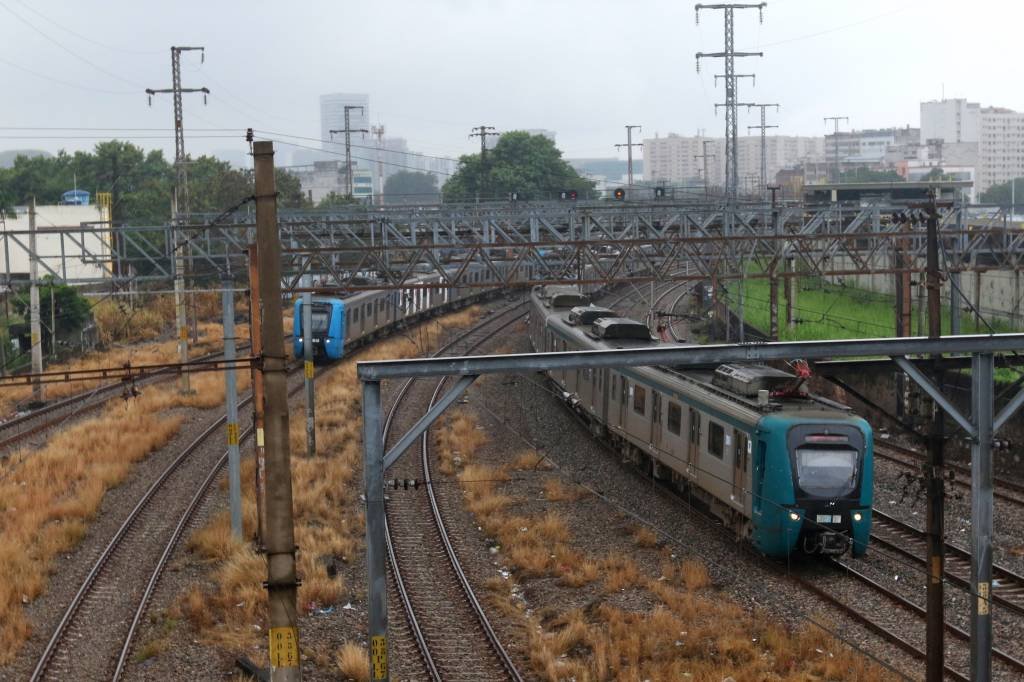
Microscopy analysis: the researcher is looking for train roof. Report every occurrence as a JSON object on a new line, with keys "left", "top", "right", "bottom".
{"left": 541, "top": 296, "right": 854, "bottom": 423}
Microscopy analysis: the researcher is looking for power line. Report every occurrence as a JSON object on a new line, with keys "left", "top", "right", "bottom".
{"left": 9, "top": 0, "right": 164, "bottom": 55}
{"left": 0, "top": 0, "right": 146, "bottom": 89}
{"left": 255, "top": 129, "right": 459, "bottom": 163}
{"left": 0, "top": 55, "right": 136, "bottom": 95}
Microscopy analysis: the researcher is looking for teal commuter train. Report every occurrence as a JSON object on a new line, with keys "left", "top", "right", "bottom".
{"left": 528, "top": 285, "right": 873, "bottom": 558}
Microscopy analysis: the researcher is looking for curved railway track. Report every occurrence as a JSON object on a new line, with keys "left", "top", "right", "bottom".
{"left": 383, "top": 302, "right": 527, "bottom": 682}
{"left": 874, "top": 439, "right": 1024, "bottom": 507}
{"left": 30, "top": 363, "right": 303, "bottom": 682}
{"left": 870, "top": 508, "right": 1024, "bottom": 618}
{"left": 0, "top": 343, "right": 253, "bottom": 454}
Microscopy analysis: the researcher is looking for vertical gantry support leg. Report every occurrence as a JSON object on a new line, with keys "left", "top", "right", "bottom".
{"left": 223, "top": 278, "right": 243, "bottom": 538}
{"left": 971, "top": 352, "right": 994, "bottom": 682}
{"left": 302, "top": 293, "right": 316, "bottom": 458}
{"left": 362, "top": 379, "right": 389, "bottom": 681}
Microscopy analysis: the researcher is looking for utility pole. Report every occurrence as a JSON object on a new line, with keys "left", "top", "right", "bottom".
{"left": 823, "top": 116, "right": 849, "bottom": 183}
{"left": 223, "top": 274, "right": 243, "bottom": 538}
{"left": 695, "top": 2, "right": 765, "bottom": 203}
{"left": 747, "top": 103, "right": 779, "bottom": 198}
{"left": 615, "top": 125, "right": 643, "bottom": 187}
{"left": 695, "top": 140, "right": 716, "bottom": 199}
{"left": 920, "top": 191, "right": 946, "bottom": 682}
{"left": 146, "top": 46, "right": 209, "bottom": 394}
{"left": 329, "top": 106, "right": 369, "bottom": 197}
{"left": 248, "top": 244, "right": 268, "bottom": 548}
{"left": 253, "top": 141, "right": 302, "bottom": 682}
{"left": 371, "top": 125, "right": 385, "bottom": 206}
{"left": 302, "top": 293, "right": 316, "bottom": 458}
{"left": 28, "top": 198, "right": 43, "bottom": 403}
{"left": 468, "top": 125, "right": 499, "bottom": 202}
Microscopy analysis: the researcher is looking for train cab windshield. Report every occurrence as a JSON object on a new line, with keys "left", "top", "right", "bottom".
{"left": 787, "top": 426, "right": 864, "bottom": 500}
{"left": 793, "top": 446, "right": 859, "bottom": 498}
{"left": 298, "top": 302, "right": 333, "bottom": 336}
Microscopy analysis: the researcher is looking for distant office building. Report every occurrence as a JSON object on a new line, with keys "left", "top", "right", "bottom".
{"left": 320, "top": 93, "right": 371, "bottom": 163}
{"left": 824, "top": 127, "right": 919, "bottom": 166}
{"left": 1, "top": 204, "right": 109, "bottom": 283}
{"left": 921, "top": 98, "right": 980, "bottom": 144}
{"left": 286, "top": 161, "right": 346, "bottom": 204}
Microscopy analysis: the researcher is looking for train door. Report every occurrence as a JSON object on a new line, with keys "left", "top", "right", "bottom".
{"left": 619, "top": 377, "right": 629, "bottom": 430}
{"left": 687, "top": 407, "right": 700, "bottom": 480}
{"left": 599, "top": 369, "right": 610, "bottom": 423}
{"left": 732, "top": 429, "right": 748, "bottom": 507}
{"left": 651, "top": 391, "right": 662, "bottom": 448}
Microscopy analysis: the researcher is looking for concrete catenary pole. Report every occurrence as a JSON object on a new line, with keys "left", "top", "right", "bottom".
{"left": 372, "top": 125, "right": 385, "bottom": 206}
{"left": 747, "top": 103, "right": 779, "bottom": 198}
{"left": 223, "top": 275, "right": 243, "bottom": 538}
{"left": 615, "top": 125, "right": 643, "bottom": 187}
{"left": 253, "top": 141, "right": 302, "bottom": 682}
{"left": 695, "top": 140, "right": 716, "bottom": 200}
{"left": 28, "top": 198, "right": 43, "bottom": 402}
{"left": 302, "top": 292, "right": 316, "bottom": 458}
{"left": 247, "top": 244, "right": 268, "bottom": 548}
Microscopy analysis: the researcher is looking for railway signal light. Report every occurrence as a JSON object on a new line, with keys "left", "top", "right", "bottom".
{"left": 613, "top": 188, "right": 626, "bottom": 200}
{"left": 654, "top": 187, "right": 666, "bottom": 198}
{"left": 509, "top": 191, "right": 520, "bottom": 201}
{"left": 559, "top": 190, "right": 578, "bottom": 200}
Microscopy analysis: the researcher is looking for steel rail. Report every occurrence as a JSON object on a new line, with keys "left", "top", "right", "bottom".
{"left": 382, "top": 301, "right": 528, "bottom": 682}
{"left": 870, "top": 508, "right": 1024, "bottom": 618}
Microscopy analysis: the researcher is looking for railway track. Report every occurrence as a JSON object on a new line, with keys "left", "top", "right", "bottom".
{"left": 383, "top": 301, "right": 527, "bottom": 682}
{"left": 30, "top": 364, "right": 301, "bottom": 682}
{"left": 0, "top": 343, "right": 253, "bottom": 454}
{"left": 870, "top": 508, "right": 1024, "bottom": 618}
{"left": 874, "top": 439, "right": 1024, "bottom": 507}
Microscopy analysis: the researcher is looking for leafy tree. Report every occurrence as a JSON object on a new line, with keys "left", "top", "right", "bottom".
{"left": 384, "top": 171, "right": 439, "bottom": 204}
{"left": 921, "top": 167, "right": 946, "bottom": 181}
{"left": 442, "top": 131, "right": 596, "bottom": 202}
{"left": 12, "top": 277, "right": 92, "bottom": 354}
{"left": 275, "top": 168, "right": 310, "bottom": 209}
{"left": 838, "top": 168, "right": 904, "bottom": 183}
{"left": 980, "top": 177, "right": 1024, "bottom": 205}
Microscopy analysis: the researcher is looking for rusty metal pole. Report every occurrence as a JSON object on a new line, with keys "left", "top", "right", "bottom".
{"left": 924, "top": 194, "right": 945, "bottom": 682}
{"left": 253, "top": 141, "right": 302, "bottom": 682}
{"left": 248, "top": 244, "right": 267, "bottom": 549}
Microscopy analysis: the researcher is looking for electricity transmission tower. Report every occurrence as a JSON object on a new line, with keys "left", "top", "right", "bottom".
{"left": 747, "top": 103, "right": 779, "bottom": 198}
{"left": 469, "top": 125, "right": 500, "bottom": 201}
{"left": 824, "top": 115, "right": 849, "bottom": 182}
{"left": 615, "top": 125, "right": 643, "bottom": 187}
{"left": 695, "top": 3, "right": 765, "bottom": 203}
{"left": 371, "top": 125, "right": 385, "bottom": 205}
{"left": 694, "top": 140, "right": 716, "bottom": 199}
{"left": 146, "top": 46, "right": 209, "bottom": 394}
{"left": 329, "top": 106, "right": 369, "bottom": 196}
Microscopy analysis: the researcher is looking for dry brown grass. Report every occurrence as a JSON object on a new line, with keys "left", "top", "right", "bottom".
{"left": 630, "top": 524, "right": 659, "bottom": 548}
{"left": 0, "top": 388, "right": 185, "bottom": 663}
{"left": 434, "top": 409, "right": 488, "bottom": 474}
{"left": 542, "top": 477, "right": 588, "bottom": 502}
{"left": 509, "top": 449, "right": 553, "bottom": 471}
{"left": 335, "top": 642, "right": 370, "bottom": 682}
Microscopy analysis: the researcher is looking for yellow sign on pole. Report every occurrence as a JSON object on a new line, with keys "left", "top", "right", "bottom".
{"left": 371, "top": 635, "right": 388, "bottom": 679}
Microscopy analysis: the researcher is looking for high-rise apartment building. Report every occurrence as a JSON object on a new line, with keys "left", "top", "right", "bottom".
{"left": 921, "top": 98, "right": 980, "bottom": 144}
{"left": 978, "top": 107, "right": 1024, "bottom": 194}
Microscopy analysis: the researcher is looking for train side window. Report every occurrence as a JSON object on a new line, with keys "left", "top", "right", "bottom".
{"left": 633, "top": 385, "right": 646, "bottom": 415}
{"left": 667, "top": 402, "right": 682, "bottom": 435}
{"left": 708, "top": 422, "right": 725, "bottom": 459}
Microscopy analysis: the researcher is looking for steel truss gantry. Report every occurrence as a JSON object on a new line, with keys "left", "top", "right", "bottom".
{"left": 2, "top": 201, "right": 1021, "bottom": 293}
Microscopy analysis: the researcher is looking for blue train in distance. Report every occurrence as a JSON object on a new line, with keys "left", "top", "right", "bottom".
{"left": 293, "top": 297, "right": 345, "bottom": 361}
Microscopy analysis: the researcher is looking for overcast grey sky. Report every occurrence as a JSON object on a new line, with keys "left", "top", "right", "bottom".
{"left": 1, "top": 0, "right": 1020, "bottom": 167}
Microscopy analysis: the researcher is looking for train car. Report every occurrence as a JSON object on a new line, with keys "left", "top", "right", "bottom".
{"left": 528, "top": 285, "right": 873, "bottom": 558}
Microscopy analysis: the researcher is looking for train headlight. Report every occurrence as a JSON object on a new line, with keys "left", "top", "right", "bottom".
{"left": 789, "top": 512, "right": 800, "bottom": 522}
{"left": 853, "top": 512, "right": 863, "bottom": 522}
{"left": 325, "top": 338, "right": 331, "bottom": 344}
{"left": 298, "top": 337, "right": 303, "bottom": 343}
